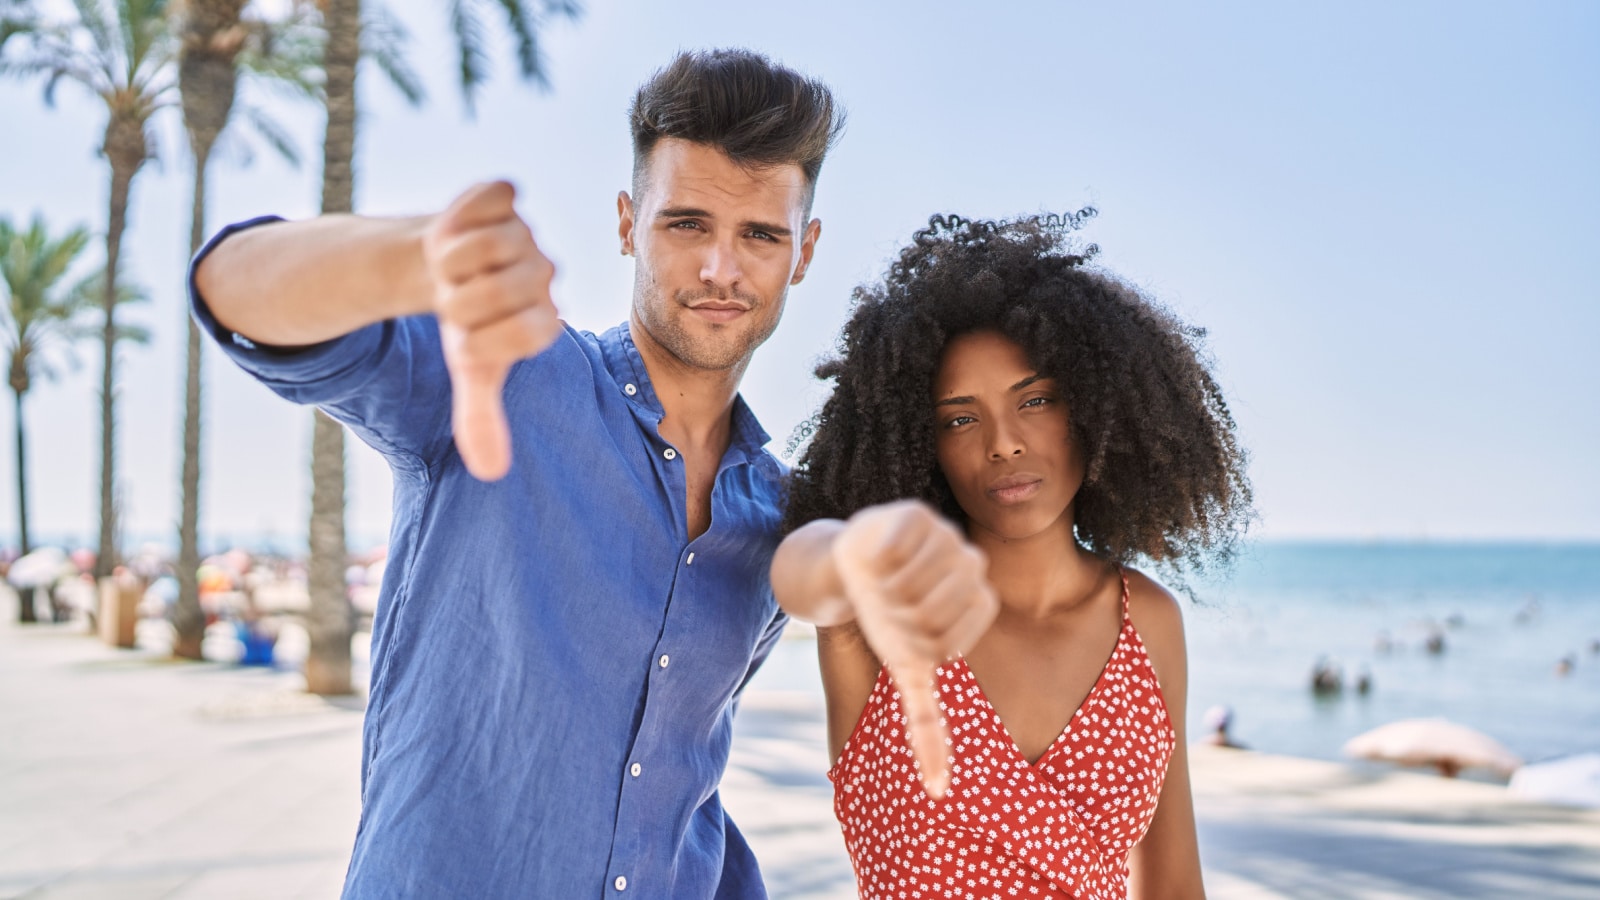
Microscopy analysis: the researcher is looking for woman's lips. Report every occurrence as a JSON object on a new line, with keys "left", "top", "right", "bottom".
{"left": 987, "top": 475, "right": 1042, "bottom": 505}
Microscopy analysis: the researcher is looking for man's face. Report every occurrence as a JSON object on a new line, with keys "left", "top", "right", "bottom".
{"left": 618, "top": 138, "right": 820, "bottom": 373}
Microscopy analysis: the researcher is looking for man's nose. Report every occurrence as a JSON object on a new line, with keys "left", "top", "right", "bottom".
{"left": 700, "top": 237, "right": 742, "bottom": 288}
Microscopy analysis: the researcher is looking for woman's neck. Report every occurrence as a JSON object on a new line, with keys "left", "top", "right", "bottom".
{"left": 968, "top": 516, "right": 1108, "bottom": 621}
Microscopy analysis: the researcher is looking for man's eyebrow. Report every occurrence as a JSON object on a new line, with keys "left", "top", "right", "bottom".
{"left": 656, "top": 206, "right": 712, "bottom": 220}
{"left": 742, "top": 219, "right": 793, "bottom": 237}
{"left": 654, "top": 207, "right": 793, "bottom": 237}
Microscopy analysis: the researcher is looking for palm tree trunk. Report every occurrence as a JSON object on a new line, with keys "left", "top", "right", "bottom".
{"left": 172, "top": 145, "right": 211, "bottom": 661}
{"left": 96, "top": 163, "right": 134, "bottom": 581}
{"left": 304, "top": 0, "right": 361, "bottom": 696}
{"left": 175, "top": 0, "right": 249, "bottom": 660}
{"left": 13, "top": 387, "right": 29, "bottom": 557}
{"left": 306, "top": 410, "right": 351, "bottom": 693}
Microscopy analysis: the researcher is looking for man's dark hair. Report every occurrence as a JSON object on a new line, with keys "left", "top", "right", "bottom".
{"left": 783, "top": 212, "right": 1253, "bottom": 590}
{"left": 630, "top": 49, "right": 844, "bottom": 208}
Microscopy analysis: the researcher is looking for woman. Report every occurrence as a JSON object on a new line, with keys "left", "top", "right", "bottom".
{"left": 772, "top": 212, "right": 1251, "bottom": 899}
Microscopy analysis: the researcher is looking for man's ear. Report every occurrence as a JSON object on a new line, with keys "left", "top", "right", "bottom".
{"left": 790, "top": 218, "right": 822, "bottom": 285}
{"left": 617, "top": 191, "right": 636, "bottom": 256}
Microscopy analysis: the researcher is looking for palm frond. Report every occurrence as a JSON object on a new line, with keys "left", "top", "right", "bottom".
{"left": 112, "top": 320, "right": 150, "bottom": 345}
{"left": 491, "top": 0, "right": 540, "bottom": 87}
{"left": 71, "top": 0, "right": 117, "bottom": 65}
{"left": 0, "top": 0, "right": 41, "bottom": 52}
{"left": 363, "top": 3, "right": 423, "bottom": 107}
{"left": 239, "top": 9, "right": 324, "bottom": 101}
{"left": 66, "top": 268, "right": 150, "bottom": 349}
{"left": 448, "top": 0, "right": 489, "bottom": 115}
{"left": 124, "top": 0, "right": 173, "bottom": 75}
{"left": 209, "top": 126, "right": 256, "bottom": 168}
{"left": 2, "top": 36, "right": 106, "bottom": 102}
{"left": 238, "top": 103, "right": 300, "bottom": 168}
{"left": 450, "top": 0, "right": 580, "bottom": 112}
{"left": 0, "top": 213, "right": 98, "bottom": 370}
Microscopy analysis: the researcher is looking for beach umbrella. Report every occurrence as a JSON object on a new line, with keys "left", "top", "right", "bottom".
{"left": 7, "top": 547, "right": 67, "bottom": 588}
{"left": 1509, "top": 754, "right": 1600, "bottom": 808}
{"left": 1343, "top": 717, "right": 1521, "bottom": 778}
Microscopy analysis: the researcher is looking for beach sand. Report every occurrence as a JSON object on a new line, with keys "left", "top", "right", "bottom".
{"left": 2, "top": 589, "right": 1596, "bottom": 899}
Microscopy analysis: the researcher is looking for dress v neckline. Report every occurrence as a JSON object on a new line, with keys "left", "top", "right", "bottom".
{"left": 953, "top": 577, "right": 1131, "bottom": 770}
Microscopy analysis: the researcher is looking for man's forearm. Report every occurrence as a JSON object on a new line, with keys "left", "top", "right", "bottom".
{"left": 195, "top": 213, "right": 436, "bottom": 347}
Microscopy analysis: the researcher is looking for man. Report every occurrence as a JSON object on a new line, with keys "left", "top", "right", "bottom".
{"left": 190, "top": 49, "right": 840, "bottom": 898}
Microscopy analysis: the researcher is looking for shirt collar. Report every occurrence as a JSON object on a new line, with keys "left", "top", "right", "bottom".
{"left": 598, "top": 323, "right": 772, "bottom": 464}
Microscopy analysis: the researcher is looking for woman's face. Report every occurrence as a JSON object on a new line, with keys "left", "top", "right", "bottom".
{"left": 932, "top": 330, "right": 1084, "bottom": 544}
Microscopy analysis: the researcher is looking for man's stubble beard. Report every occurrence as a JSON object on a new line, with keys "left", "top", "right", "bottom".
{"left": 633, "top": 274, "right": 784, "bottom": 373}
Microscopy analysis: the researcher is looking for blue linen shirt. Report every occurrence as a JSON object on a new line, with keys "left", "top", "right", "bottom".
{"left": 191, "top": 218, "right": 789, "bottom": 899}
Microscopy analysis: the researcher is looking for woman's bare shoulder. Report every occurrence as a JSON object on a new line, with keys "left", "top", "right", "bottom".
{"left": 1120, "top": 566, "right": 1188, "bottom": 688}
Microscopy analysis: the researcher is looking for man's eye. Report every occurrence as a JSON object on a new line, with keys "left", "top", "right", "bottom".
{"left": 670, "top": 220, "right": 702, "bottom": 231}
{"left": 747, "top": 230, "right": 776, "bottom": 242}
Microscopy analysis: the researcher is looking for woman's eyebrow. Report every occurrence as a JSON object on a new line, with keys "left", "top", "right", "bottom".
{"left": 935, "top": 374, "right": 1046, "bottom": 408}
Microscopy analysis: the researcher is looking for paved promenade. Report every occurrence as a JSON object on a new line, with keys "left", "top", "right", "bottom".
{"left": 3, "top": 588, "right": 1597, "bottom": 899}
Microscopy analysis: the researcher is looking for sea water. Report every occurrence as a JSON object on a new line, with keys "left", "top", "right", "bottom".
{"left": 747, "top": 542, "right": 1600, "bottom": 766}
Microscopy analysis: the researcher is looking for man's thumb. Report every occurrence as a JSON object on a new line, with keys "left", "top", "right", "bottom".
{"left": 452, "top": 363, "right": 512, "bottom": 481}
{"left": 440, "top": 180, "right": 518, "bottom": 236}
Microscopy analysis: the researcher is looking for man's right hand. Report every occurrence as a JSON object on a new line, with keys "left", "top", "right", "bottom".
{"left": 831, "top": 501, "right": 999, "bottom": 800}
{"left": 422, "top": 181, "right": 562, "bottom": 481}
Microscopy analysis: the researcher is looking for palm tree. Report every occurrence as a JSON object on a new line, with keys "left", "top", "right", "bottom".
{"left": 298, "top": 0, "right": 578, "bottom": 695}
{"left": 1, "top": 0, "right": 176, "bottom": 581}
{"left": 1, "top": 215, "right": 92, "bottom": 561}
{"left": 171, "top": 0, "right": 319, "bottom": 660}
{"left": 302, "top": 0, "right": 422, "bottom": 694}
{"left": 0, "top": 215, "right": 150, "bottom": 615}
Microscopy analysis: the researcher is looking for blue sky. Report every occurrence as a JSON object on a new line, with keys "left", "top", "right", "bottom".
{"left": 2, "top": 0, "right": 1597, "bottom": 550}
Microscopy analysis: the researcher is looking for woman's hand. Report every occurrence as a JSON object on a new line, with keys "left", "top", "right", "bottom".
{"left": 831, "top": 501, "right": 998, "bottom": 799}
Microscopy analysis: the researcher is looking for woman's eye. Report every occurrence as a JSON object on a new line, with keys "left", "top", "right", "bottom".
{"left": 1022, "top": 396, "right": 1053, "bottom": 409}
{"left": 944, "top": 415, "right": 976, "bottom": 429}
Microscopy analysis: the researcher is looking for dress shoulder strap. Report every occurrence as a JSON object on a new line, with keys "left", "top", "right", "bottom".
{"left": 1118, "top": 565, "right": 1131, "bottom": 620}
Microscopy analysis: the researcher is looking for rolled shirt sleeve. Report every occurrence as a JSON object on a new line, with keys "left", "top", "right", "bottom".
{"left": 188, "top": 217, "right": 454, "bottom": 469}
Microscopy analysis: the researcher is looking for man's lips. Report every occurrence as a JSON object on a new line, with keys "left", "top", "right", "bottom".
{"left": 987, "top": 474, "right": 1043, "bottom": 505}
{"left": 687, "top": 302, "right": 750, "bottom": 324}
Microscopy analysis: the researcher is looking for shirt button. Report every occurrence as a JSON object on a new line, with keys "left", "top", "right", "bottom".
{"left": 630, "top": 762, "right": 642, "bottom": 777}
{"left": 686, "top": 552, "right": 695, "bottom": 566}
{"left": 658, "top": 654, "right": 670, "bottom": 669}
{"left": 663, "top": 447, "right": 677, "bottom": 460}
{"left": 623, "top": 383, "right": 637, "bottom": 396}
{"left": 614, "top": 875, "right": 628, "bottom": 891}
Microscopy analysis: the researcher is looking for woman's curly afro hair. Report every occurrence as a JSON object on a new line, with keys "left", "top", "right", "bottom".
{"left": 782, "top": 211, "right": 1253, "bottom": 582}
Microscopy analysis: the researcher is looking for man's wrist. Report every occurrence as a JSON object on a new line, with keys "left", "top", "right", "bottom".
{"left": 377, "top": 214, "right": 438, "bottom": 320}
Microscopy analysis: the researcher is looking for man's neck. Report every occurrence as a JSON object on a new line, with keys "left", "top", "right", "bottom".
{"left": 628, "top": 317, "right": 745, "bottom": 454}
